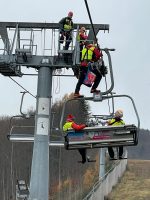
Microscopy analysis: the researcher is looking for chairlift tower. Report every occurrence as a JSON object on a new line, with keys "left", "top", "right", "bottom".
{"left": 0, "top": 21, "right": 109, "bottom": 200}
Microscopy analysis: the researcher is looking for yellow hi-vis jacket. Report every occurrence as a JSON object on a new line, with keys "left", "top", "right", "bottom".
{"left": 63, "top": 122, "right": 73, "bottom": 132}
{"left": 81, "top": 46, "right": 95, "bottom": 61}
{"left": 108, "top": 118, "right": 125, "bottom": 126}
{"left": 64, "top": 19, "right": 72, "bottom": 30}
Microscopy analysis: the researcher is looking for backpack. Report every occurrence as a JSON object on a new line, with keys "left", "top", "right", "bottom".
{"left": 92, "top": 47, "right": 102, "bottom": 61}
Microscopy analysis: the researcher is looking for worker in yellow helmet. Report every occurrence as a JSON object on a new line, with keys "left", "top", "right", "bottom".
{"left": 59, "top": 11, "right": 74, "bottom": 50}
{"left": 107, "top": 109, "right": 125, "bottom": 159}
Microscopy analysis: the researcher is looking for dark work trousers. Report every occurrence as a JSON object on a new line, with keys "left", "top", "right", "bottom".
{"left": 79, "top": 43, "right": 84, "bottom": 61}
{"left": 108, "top": 146, "right": 123, "bottom": 158}
{"left": 60, "top": 31, "right": 72, "bottom": 50}
{"left": 78, "top": 149, "right": 87, "bottom": 163}
{"left": 75, "top": 66, "right": 102, "bottom": 93}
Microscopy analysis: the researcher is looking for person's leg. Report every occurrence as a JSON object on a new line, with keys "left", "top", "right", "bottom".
{"left": 108, "top": 147, "right": 114, "bottom": 159}
{"left": 65, "top": 32, "right": 72, "bottom": 50}
{"left": 91, "top": 68, "right": 102, "bottom": 91}
{"left": 119, "top": 146, "right": 123, "bottom": 158}
{"left": 74, "top": 67, "right": 87, "bottom": 95}
{"left": 78, "top": 149, "right": 87, "bottom": 163}
{"left": 59, "top": 31, "right": 64, "bottom": 44}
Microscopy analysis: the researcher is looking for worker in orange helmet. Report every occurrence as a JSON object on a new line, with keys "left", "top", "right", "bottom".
{"left": 59, "top": 11, "right": 74, "bottom": 50}
{"left": 63, "top": 114, "right": 89, "bottom": 164}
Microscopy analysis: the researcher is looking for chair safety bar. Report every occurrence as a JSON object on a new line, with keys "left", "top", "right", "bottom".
{"left": 7, "top": 134, "right": 64, "bottom": 147}
{"left": 64, "top": 124, "right": 137, "bottom": 150}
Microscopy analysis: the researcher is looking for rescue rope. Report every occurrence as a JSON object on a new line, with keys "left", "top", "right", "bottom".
{"left": 52, "top": 70, "right": 61, "bottom": 94}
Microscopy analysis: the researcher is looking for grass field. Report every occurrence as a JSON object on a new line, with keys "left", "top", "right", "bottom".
{"left": 107, "top": 160, "right": 150, "bottom": 200}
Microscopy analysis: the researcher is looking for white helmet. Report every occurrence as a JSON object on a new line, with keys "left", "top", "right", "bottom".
{"left": 115, "top": 109, "right": 123, "bottom": 118}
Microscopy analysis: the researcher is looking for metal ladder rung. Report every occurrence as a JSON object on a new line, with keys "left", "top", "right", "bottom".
{"left": 16, "top": 48, "right": 32, "bottom": 53}
{"left": 58, "top": 50, "right": 73, "bottom": 54}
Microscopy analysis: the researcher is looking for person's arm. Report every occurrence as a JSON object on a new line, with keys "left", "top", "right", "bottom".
{"left": 80, "top": 33, "right": 88, "bottom": 40}
{"left": 59, "top": 17, "right": 65, "bottom": 30}
{"left": 71, "top": 122, "right": 86, "bottom": 131}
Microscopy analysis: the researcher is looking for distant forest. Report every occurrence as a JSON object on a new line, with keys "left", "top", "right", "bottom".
{"left": 0, "top": 93, "right": 149, "bottom": 200}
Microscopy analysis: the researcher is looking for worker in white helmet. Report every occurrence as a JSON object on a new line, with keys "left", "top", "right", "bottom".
{"left": 107, "top": 109, "right": 125, "bottom": 159}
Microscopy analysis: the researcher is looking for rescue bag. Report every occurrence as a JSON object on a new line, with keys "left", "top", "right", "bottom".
{"left": 83, "top": 67, "right": 96, "bottom": 87}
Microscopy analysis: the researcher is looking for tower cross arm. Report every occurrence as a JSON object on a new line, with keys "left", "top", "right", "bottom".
{"left": 0, "top": 22, "right": 109, "bottom": 31}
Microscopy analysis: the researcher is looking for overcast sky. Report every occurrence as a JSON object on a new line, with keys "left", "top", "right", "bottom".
{"left": 0, "top": 0, "right": 149, "bottom": 130}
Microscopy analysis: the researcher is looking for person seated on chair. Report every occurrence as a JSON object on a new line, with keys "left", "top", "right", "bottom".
{"left": 74, "top": 42, "right": 108, "bottom": 98}
{"left": 107, "top": 109, "right": 125, "bottom": 159}
{"left": 63, "top": 114, "right": 88, "bottom": 164}
{"left": 59, "top": 11, "right": 74, "bottom": 50}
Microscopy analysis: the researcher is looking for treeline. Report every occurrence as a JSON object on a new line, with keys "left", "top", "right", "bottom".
{"left": 0, "top": 94, "right": 99, "bottom": 200}
{"left": 128, "top": 128, "right": 150, "bottom": 160}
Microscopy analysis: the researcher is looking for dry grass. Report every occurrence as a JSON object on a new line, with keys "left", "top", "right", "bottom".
{"left": 107, "top": 160, "right": 150, "bottom": 200}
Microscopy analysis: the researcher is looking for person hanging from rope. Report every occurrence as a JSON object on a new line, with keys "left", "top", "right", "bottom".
{"left": 107, "top": 109, "right": 125, "bottom": 160}
{"left": 63, "top": 114, "right": 90, "bottom": 164}
{"left": 59, "top": 11, "right": 74, "bottom": 50}
{"left": 74, "top": 41, "right": 108, "bottom": 97}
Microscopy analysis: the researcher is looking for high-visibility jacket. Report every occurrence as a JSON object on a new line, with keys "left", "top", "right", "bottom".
{"left": 63, "top": 121, "right": 86, "bottom": 132}
{"left": 59, "top": 17, "right": 73, "bottom": 31}
{"left": 63, "top": 122, "right": 73, "bottom": 131}
{"left": 81, "top": 47, "right": 95, "bottom": 61}
{"left": 108, "top": 118, "right": 125, "bottom": 126}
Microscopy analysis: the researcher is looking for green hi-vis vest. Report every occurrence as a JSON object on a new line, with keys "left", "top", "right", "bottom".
{"left": 63, "top": 122, "right": 73, "bottom": 132}
{"left": 109, "top": 118, "right": 125, "bottom": 126}
{"left": 64, "top": 19, "right": 72, "bottom": 30}
{"left": 81, "top": 47, "right": 95, "bottom": 61}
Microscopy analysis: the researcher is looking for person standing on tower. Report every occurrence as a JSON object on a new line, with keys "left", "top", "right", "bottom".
{"left": 107, "top": 109, "right": 125, "bottom": 159}
{"left": 59, "top": 11, "right": 74, "bottom": 50}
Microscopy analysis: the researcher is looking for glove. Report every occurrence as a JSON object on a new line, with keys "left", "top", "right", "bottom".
{"left": 100, "top": 65, "right": 108, "bottom": 76}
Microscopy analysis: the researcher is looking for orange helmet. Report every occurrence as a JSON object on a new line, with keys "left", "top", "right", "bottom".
{"left": 68, "top": 11, "right": 73, "bottom": 18}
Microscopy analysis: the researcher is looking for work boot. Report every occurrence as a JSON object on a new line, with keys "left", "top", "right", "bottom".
{"left": 74, "top": 92, "right": 84, "bottom": 98}
{"left": 90, "top": 89, "right": 100, "bottom": 93}
{"left": 82, "top": 159, "right": 86, "bottom": 164}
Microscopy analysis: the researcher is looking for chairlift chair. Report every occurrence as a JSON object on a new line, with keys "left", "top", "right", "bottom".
{"left": 60, "top": 94, "right": 140, "bottom": 150}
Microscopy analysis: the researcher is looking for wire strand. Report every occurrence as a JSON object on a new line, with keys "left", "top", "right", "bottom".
{"left": 8, "top": 76, "right": 36, "bottom": 98}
